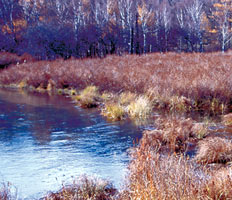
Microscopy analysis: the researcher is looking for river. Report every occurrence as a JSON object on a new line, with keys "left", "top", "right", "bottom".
{"left": 0, "top": 88, "right": 143, "bottom": 199}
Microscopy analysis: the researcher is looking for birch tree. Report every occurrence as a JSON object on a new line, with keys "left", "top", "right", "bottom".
{"left": 213, "top": 0, "right": 232, "bottom": 52}
{"left": 137, "top": 0, "right": 154, "bottom": 53}
{"left": 117, "top": 0, "right": 137, "bottom": 53}
{"left": 157, "top": 1, "right": 171, "bottom": 52}
{"left": 185, "top": 0, "right": 205, "bottom": 52}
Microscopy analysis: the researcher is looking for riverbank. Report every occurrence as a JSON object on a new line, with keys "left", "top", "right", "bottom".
{"left": 1, "top": 52, "right": 232, "bottom": 117}
{"left": 1, "top": 52, "right": 232, "bottom": 199}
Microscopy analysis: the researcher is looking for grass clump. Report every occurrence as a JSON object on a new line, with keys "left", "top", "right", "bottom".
{"left": 119, "top": 92, "right": 137, "bottom": 106}
{"left": 75, "top": 86, "right": 101, "bottom": 108}
{"left": 140, "top": 116, "right": 210, "bottom": 153}
{"left": 195, "top": 137, "right": 232, "bottom": 164}
{"left": 101, "top": 92, "right": 115, "bottom": 101}
{"left": 168, "top": 96, "right": 192, "bottom": 112}
{"left": 127, "top": 95, "right": 153, "bottom": 119}
{"left": 146, "top": 117, "right": 196, "bottom": 153}
{"left": 191, "top": 122, "right": 209, "bottom": 139}
{"left": 222, "top": 113, "right": 232, "bottom": 126}
{"left": 44, "top": 176, "right": 116, "bottom": 200}
{"left": 18, "top": 80, "right": 27, "bottom": 89}
{"left": 101, "top": 103, "right": 125, "bottom": 121}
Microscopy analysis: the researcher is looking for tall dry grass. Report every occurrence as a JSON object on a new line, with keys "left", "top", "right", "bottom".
{"left": 44, "top": 177, "right": 116, "bottom": 200}
{"left": 0, "top": 52, "right": 231, "bottom": 113}
{"left": 121, "top": 131, "right": 232, "bottom": 200}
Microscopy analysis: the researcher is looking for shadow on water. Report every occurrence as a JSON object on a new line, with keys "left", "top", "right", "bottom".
{"left": 0, "top": 88, "right": 143, "bottom": 199}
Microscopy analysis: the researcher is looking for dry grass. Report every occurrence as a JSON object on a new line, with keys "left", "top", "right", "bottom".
{"left": 44, "top": 177, "right": 116, "bottom": 200}
{"left": 121, "top": 129, "right": 232, "bottom": 200}
{"left": 118, "top": 92, "right": 137, "bottom": 106}
{"left": 0, "top": 52, "right": 232, "bottom": 114}
{"left": 0, "top": 182, "right": 17, "bottom": 200}
{"left": 143, "top": 116, "right": 204, "bottom": 153}
{"left": 101, "top": 103, "right": 125, "bottom": 121}
{"left": 121, "top": 151, "right": 204, "bottom": 200}
{"left": 75, "top": 86, "right": 101, "bottom": 108}
{"left": 195, "top": 137, "right": 232, "bottom": 164}
{"left": 0, "top": 52, "right": 34, "bottom": 69}
{"left": 205, "top": 167, "right": 232, "bottom": 199}
{"left": 127, "top": 95, "right": 153, "bottom": 119}
{"left": 222, "top": 113, "right": 232, "bottom": 126}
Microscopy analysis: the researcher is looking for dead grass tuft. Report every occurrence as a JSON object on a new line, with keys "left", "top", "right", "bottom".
{"left": 122, "top": 148, "right": 204, "bottom": 200}
{"left": 75, "top": 86, "right": 101, "bottom": 108}
{"left": 119, "top": 92, "right": 137, "bottom": 106}
{"left": 127, "top": 95, "right": 153, "bottom": 119}
{"left": 222, "top": 113, "right": 232, "bottom": 126}
{"left": 152, "top": 117, "right": 197, "bottom": 152}
{"left": 44, "top": 176, "right": 116, "bottom": 200}
{"left": 101, "top": 103, "right": 125, "bottom": 121}
{"left": 195, "top": 137, "right": 232, "bottom": 164}
{"left": 203, "top": 167, "right": 232, "bottom": 199}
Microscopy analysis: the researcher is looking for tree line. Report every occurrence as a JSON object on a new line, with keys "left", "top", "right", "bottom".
{"left": 0, "top": 0, "right": 232, "bottom": 60}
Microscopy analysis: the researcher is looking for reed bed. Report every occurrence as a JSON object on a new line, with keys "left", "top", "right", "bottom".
{"left": 0, "top": 52, "right": 232, "bottom": 114}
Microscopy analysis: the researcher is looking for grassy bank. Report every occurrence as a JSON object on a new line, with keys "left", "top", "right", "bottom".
{"left": 1, "top": 52, "right": 232, "bottom": 199}
{"left": 0, "top": 52, "right": 232, "bottom": 116}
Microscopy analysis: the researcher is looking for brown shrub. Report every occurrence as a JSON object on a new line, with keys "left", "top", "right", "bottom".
{"left": 195, "top": 137, "right": 232, "bottom": 164}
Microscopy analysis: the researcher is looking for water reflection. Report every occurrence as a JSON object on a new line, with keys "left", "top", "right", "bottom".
{"left": 0, "top": 88, "right": 142, "bottom": 199}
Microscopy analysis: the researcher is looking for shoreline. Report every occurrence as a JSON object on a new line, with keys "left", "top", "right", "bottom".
{"left": 1, "top": 52, "right": 232, "bottom": 199}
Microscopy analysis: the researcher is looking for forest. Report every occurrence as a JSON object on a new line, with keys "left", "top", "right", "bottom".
{"left": 0, "top": 0, "right": 232, "bottom": 60}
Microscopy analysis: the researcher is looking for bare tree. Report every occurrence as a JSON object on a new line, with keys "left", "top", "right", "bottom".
{"left": 157, "top": 0, "right": 171, "bottom": 52}
{"left": 137, "top": 0, "right": 154, "bottom": 53}
{"left": 185, "top": 0, "right": 205, "bottom": 52}
{"left": 117, "top": 0, "right": 137, "bottom": 54}
{"left": 176, "top": 3, "right": 186, "bottom": 52}
{"left": 213, "top": 0, "right": 232, "bottom": 52}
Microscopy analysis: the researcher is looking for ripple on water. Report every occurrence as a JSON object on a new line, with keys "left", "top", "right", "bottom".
{"left": 0, "top": 89, "right": 143, "bottom": 199}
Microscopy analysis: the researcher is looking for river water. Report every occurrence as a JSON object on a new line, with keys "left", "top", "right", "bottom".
{"left": 0, "top": 88, "right": 143, "bottom": 199}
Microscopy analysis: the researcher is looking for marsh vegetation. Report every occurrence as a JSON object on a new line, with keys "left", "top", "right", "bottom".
{"left": 1, "top": 52, "right": 232, "bottom": 199}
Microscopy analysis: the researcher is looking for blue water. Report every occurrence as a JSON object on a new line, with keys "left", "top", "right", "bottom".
{"left": 0, "top": 88, "right": 142, "bottom": 199}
